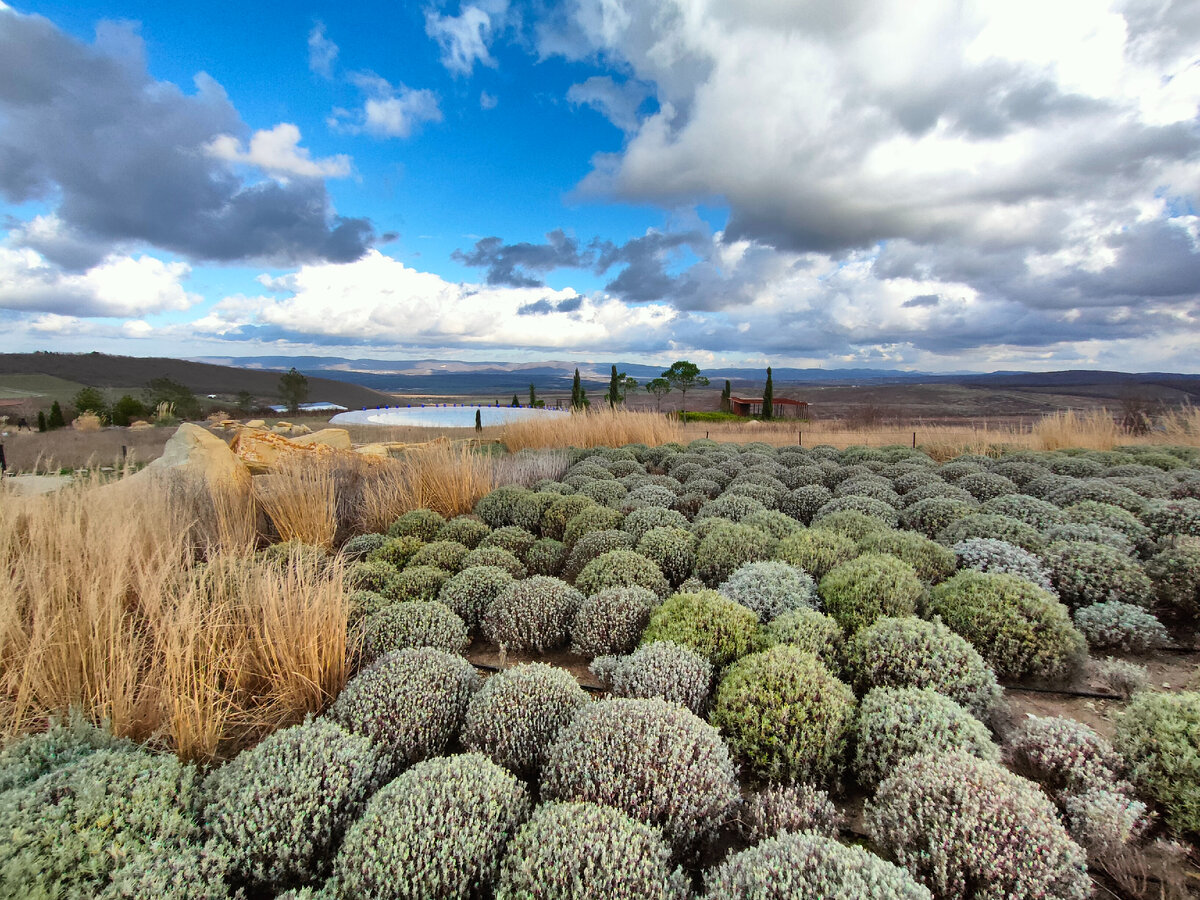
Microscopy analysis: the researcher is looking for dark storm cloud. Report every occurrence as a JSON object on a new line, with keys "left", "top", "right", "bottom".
{"left": 452, "top": 229, "right": 591, "bottom": 286}
{"left": 903, "top": 294, "right": 940, "bottom": 308}
{"left": 594, "top": 231, "right": 701, "bottom": 302}
{"left": 0, "top": 9, "right": 373, "bottom": 269}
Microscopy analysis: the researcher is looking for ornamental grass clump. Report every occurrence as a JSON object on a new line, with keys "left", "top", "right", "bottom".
{"left": 1006, "top": 715, "right": 1127, "bottom": 797}
{"left": 461, "top": 544, "right": 528, "bottom": 578}
{"left": 636, "top": 526, "right": 697, "bottom": 586}
{"left": 695, "top": 521, "right": 777, "bottom": 586}
{"left": 701, "top": 831, "right": 932, "bottom": 900}
{"left": 719, "top": 560, "right": 818, "bottom": 621}
{"left": 865, "top": 751, "right": 1090, "bottom": 900}
{"left": 843, "top": 617, "right": 1002, "bottom": 720}
{"left": 928, "top": 570, "right": 1087, "bottom": 682}
{"left": 1074, "top": 601, "right": 1170, "bottom": 652}
{"left": 201, "top": 718, "right": 388, "bottom": 889}
{"left": 332, "top": 753, "right": 529, "bottom": 900}
{"left": 773, "top": 528, "right": 859, "bottom": 580}
{"left": 388, "top": 508, "right": 446, "bottom": 541}
{"left": 599, "top": 640, "right": 714, "bottom": 715}
{"left": 326, "top": 647, "right": 479, "bottom": 770}
{"left": 640, "top": 589, "right": 760, "bottom": 668}
{"left": 711, "top": 645, "right": 856, "bottom": 783}
{"left": 818, "top": 553, "right": 923, "bottom": 635}
{"left": 495, "top": 801, "right": 689, "bottom": 900}
{"left": 541, "top": 697, "right": 740, "bottom": 854}
{"left": 953, "top": 537, "right": 1053, "bottom": 591}
{"left": 737, "top": 783, "right": 842, "bottom": 842}
{"left": 1043, "top": 540, "right": 1153, "bottom": 609}
{"left": 482, "top": 576, "right": 585, "bottom": 651}
{"left": 857, "top": 529, "right": 957, "bottom": 584}
{"left": 438, "top": 565, "right": 516, "bottom": 633}
{"left": 358, "top": 601, "right": 470, "bottom": 662}
{"left": 1114, "top": 691, "right": 1200, "bottom": 837}
{"left": 854, "top": 687, "right": 999, "bottom": 789}
{"left": 757, "top": 607, "right": 844, "bottom": 669}
{"left": 461, "top": 663, "right": 588, "bottom": 778}
{"left": 570, "top": 586, "right": 657, "bottom": 656}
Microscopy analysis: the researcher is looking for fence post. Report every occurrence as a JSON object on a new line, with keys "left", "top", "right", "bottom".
{"left": 799, "top": 431, "right": 802, "bottom": 447}
{"left": 0, "top": 443, "right": 5, "bottom": 473}
{"left": 122, "top": 444, "right": 128, "bottom": 461}
{"left": 913, "top": 432, "right": 917, "bottom": 449}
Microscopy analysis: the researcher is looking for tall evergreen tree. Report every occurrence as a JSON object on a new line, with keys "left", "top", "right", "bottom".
{"left": 48, "top": 401, "right": 65, "bottom": 429}
{"left": 762, "top": 367, "right": 775, "bottom": 420}
{"left": 529, "top": 383, "right": 537, "bottom": 407}
{"left": 475, "top": 409, "right": 482, "bottom": 431}
{"left": 571, "top": 368, "right": 587, "bottom": 410}
{"left": 512, "top": 393, "right": 520, "bottom": 407}
{"left": 720, "top": 380, "right": 732, "bottom": 413}
{"left": 608, "top": 364, "right": 621, "bottom": 407}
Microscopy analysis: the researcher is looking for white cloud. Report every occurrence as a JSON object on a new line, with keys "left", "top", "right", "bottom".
{"left": 426, "top": 2, "right": 507, "bottom": 75}
{"left": 333, "top": 74, "right": 442, "bottom": 139}
{"left": 307, "top": 22, "right": 338, "bottom": 78}
{"left": 207, "top": 123, "right": 352, "bottom": 179}
{"left": 480, "top": 90, "right": 498, "bottom": 109}
{"left": 567, "top": 76, "right": 648, "bottom": 132}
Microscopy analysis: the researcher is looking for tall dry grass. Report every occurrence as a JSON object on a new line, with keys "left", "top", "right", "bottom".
{"left": 253, "top": 455, "right": 339, "bottom": 549}
{"left": 501, "top": 408, "right": 682, "bottom": 451}
{"left": 357, "top": 442, "right": 498, "bottom": 532}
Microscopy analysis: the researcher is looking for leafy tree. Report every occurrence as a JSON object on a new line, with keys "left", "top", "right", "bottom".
{"left": 608, "top": 365, "right": 621, "bottom": 407}
{"left": 36, "top": 410, "right": 46, "bottom": 432}
{"left": 278, "top": 367, "right": 309, "bottom": 414}
{"left": 144, "top": 377, "right": 200, "bottom": 419}
{"left": 762, "top": 367, "right": 775, "bottom": 421}
{"left": 622, "top": 375, "right": 638, "bottom": 402}
{"left": 720, "top": 380, "right": 732, "bottom": 413}
{"left": 111, "top": 395, "right": 147, "bottom": 427}
{"left": 645, "top": 377, "right": 672, "bottom": 412}
{"left": 235, "top": 390, "right": 255, "bottom": 413}
{"left": 47, "top": 401, "right": 65, "bottom": 430}
{"left": 662, "top": 361, "right": 709, "bottom": 419}
{"left": 73, "top": 387, "right": 107, "bottom": 418}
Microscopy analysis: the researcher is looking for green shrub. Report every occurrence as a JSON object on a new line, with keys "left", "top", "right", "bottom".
{"left": 574, "top": 549, "right": 670, "bottom": 598}
{"left": 201, "top": 718, "right": 387, "bottom": 887}
{"left": 483, "top": 576, "right": 584, "bottom": 651}
{"left": 579, "top": 478, "right": 629, "bottom": 508}
{"left": 622, "top": 506, "right": 690, "bottom": 541}
{"left": 496, "top": 801, "right": 689, "bottom": 900}
{"left": 1043, "top": 540, "right": 1153, "bottom": 609}
{"left": 461, "top": 544, "right": 528, "bottom": 578}
{"left": 622, "top": 484, "right": 679, "bottom": 512}
{"left": 1049, "top": 479, "right": 1147, "bottom": 514}
{"left": 563, "top": 506, "right": 625, "bottom": 550}
{"left": 756, "top": 607, "right": 844, "bottom": 669}
{"left": 844, "top": 617, "right": 1002, "bottom": 719}
{"left": 778, "top": 484, "right": 833, "bottom": 524}
{"left": 696, "top": 493, "right": 769, "bottom": 523}
{"left": 955, "top": 471, "right": 1017, "bottom": 502}
{"left": 980, "top": 493, "right": 1066, "bottom": 529}
{"left": 854, "top": 687, "right": 998, "bottom": 789}
{"left": 936, "top": 513, "right": 1044, "bottom": 552}
{"left": 408, "top": 540, "right": 471, "bottom": 573}
{"left": 327, "top": 648, "right": 479, "bottom": 770}
{"left": 341, "top": 532, "right": 388, "bottom": 560}
{"left": 1044, "top": 521, "right": 1134, "bottom": 554}
{"left": 1114, "top": 691, "right": 1200, "bottom": 837}
{"left": 711, "top": 646, "right": 856, "bottom": 783}
{"left": 719, "top": 560, "right": 818, "bottom": 621}
{"left": 102, "top": 839, "right": 239, "bottom": 900}
{"left": 438, "top": 565, "right": 515, "bottom": 632}
{"left": 640, "top": 590, "right": 760, "bottom": 668}
{"left": 1006, "top": 715, "right": 1126, "bottom": 797}
{"left": 347, "top": 559, "right": 401, "bottom": 596}
{"left": 1142, "top": 498, "right": 1200, "bottom": 539}
{"left": 695, "top": 521, "right": 776, "bottom": 586}
{"left": 388, "top": 508, "right": 446, "bottom": 541}
{"left": 332, "top": 753, "right": 529, "bottom": 900}
{"left": 542, "top": 697, "right": 739, "bottom": 854}
{"left": 435, "top": 515, "right": 491, "bottom": 548}
{"left": 1065, "top": 500, "right": 1153, "bottom": 549}
{"left": 541, "top": 494, "right": 599, "bottom": 541}
{"left": 0, "top": 712, "right": 127, "bottom": 795}
{"left": 774, "top": 528, "right": 859, "bottom": 580}
{"left": 702, "top": 831, "right": 932, "bottom": 900}
{"left": 928, "top": 571, "right": 1087, "bottom": 682}
{"left": 865, "top": 752, "right": 1090, "bottom": 900}
{"left": 857, "top": 529, "right": 956, "bottom": 583}
{"left": 599, "top": 640, "right": 713, "bottom": 715}
{"left": 462, "top": 663, "right": 588, "bottom": 778}
{"left": 635, "top": 526, "right": 696, "bottom": 586}
{"left": 562, "top": 529, "right": 635, "bottom": 581}
{"left": 900, "top": 497, "right": 977, "bottom": 537}
{"left": 478, "top": 526, "right": 537, "bottom": 562}
{"left": 1074, "top": 601, "right": 1170, "bottom": 652}
{"left": 813, "top": 497, "right": 899, "bottom": 529}
{"left": 389, "top": 564, "right": 452, "bottom": 603}
{"left": 737, "top": 783, "right": 842, "bottom": 842}
{"left": 475, "top": 485, "right": 542, "bottom": 531}
{"left": 818, "top": 554, "right": 923, "bottom": 635}
{"left": 1145, "top": 537, "right": 1200, "bottom": 614}
{"left": 570, "top": 586, "right": 657, "bottom": 656}
{"left": 358, "top": 601, "right": 469, "bottom": 662}
{"left": 366, "top": 538, "right": 427, "bottom": 573}
{"left": 525, "top": 537, "right": 566, "bottom": 576}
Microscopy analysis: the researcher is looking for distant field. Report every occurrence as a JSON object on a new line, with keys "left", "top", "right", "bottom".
{"left": 0, "top": 373, "right": 89, "bottom": 404}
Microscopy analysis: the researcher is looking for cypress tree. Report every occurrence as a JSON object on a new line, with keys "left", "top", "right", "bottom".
{"left": 529, "top": 383, "right": 537, "bottom": 407}
{"left": 475, "top": 409, "right": 482, "bottom": 431}
{"left": 512, "top": 393, "right": 520, "bottom": 407}
{"left": 762, "top": 367, "right": 775, "bottom": 420}
{"left": 720, "top": 380, "right": 732, "bottom": 413}
{"left": 37, "top": 410, "right": 47, "bottom": 432}
{"left": 608, "top": 364, "right": 620, "bottom": 407}
{"left": 571, "top": 368, "right": 583, "bottom": 410}
{"left": 48, "top": 401, "right": 65, "bottom": 429}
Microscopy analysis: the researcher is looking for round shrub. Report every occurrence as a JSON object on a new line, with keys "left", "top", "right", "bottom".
{"left": 603, "top": 640, "right": 713, "bottom": 715}
{"left": 347, "top": 559, "right": 401, "bottom": 596}
{"left": 818, "top": 554, "right": 923, "bottom": 635}
{"left": 462, "top": 663, "right": 588, "bottom": 777}
{"left": 358, "top": 601, "right": 469, "bottom": 662}
{"left": 866, "top": 751, "right": 1090, "bottom": 900}
{"left": 563, "top": 506, "right": 625, "bottom": 549}
{"left": 702, "top": 830, "right": 932, "bottom": 900}
{"left": 939, "top": 459, "right": 989, "bottom": 481}
{"left": 1006, "top": 715, "right": 1125, "bottom": 797}
{"left": 812, "top": 498, "right": 899, "bottom": 532}
{"left": 341, "top": 532, "right": 387, "bottom": 560}
{"left": 844, "top": 617, "right": 1002, "bottom": 719}
{"left": 854, "top": 687, "right": 998, "bottom": 789}
{"left": 1066, "top": 499, "right": 1153, "bottom": 546}
{"left": 623, "top": 484, "right": 679, "bottom": 512}
{"left": 757, "top": 607, "right": 844, "bottom": 669}
{"left": 900, "top": 497, "right": 976, "bottom": 537}
{"left": 407, "top": 540, "right": 470, "bottom": 573}
{"left": 774, "top": 528, "right": 859, "bottom": 580}
{"left": 1049, "top": 478, "right": 1147, "bottom": 514}
{"left": 435, "top": 515, "right": 491, "bottom": 548}
{"left": 103, "top": 839, "right": 239, "bottom": 900}
{"left": 953, "top": 537, "right": 1052, "bottom": 591}
{"left": 930, "top": 571, "right": 1087, "bottom": 682}
{"left": 1046, "top": 455, "right": 1105, "bottom": 478}
{"left": 723, "top": 482, "right": 781, "bottom": 509}
{"left": 779, "top": 484, "right": 833, "bottom": 524}
{"left": 892, "top": 469, "right": 946, "bottom": 494}
{"left": 1043, "top": 540, "right": 1153, "bottom": 609}
{"left": 737, "top": 784, "right": 842, "bottom": 842}
{"left": 475, "top": 485, "right": 540, "bottom": 530}
{"left": 347, "top": 589, "right": 390, "bottom": 625}
{"left": 955, "top": 471, "right": 1017, "bottom": 502}
{"left": 990, "top": 459, "right": 1051, "bottom": 487}
{"left": 1044, "top": 521, "right": 1134, "bottom": 554}
{"left": 202, "top": 718, "right": 387, "bottom": 887}
{"left": 1063, "top": 788, "right": 1151, "bottom": 853}
{"left": 623, "top": 506, "right": 689, "bottom": 541}
{"left": 525, "top": 537, "right": 566, "bottom": 576}
{"left": 741, "top": 509, "right": 805, "bottom": 541}
{"left": 711, "top": 646, "right": 856, "bottom": 783}
{"left": 636, "top": 526, "right": 697, "bottom": 586}
{"left": 640, "top": 589, "right": 760, "bottom": 667}
{"left": 899, "top": 480, "right": 977, "bottom": 507}
{"left": 439, "top": 565, "right": 515, "bottom": 632}
{"left": 461, "top": 544, "right": 527, "bottom": 578}
{"left": 562, "top": 529, "right": 634, "bottom": 581}
{"left": 332, "top": 753, "right": 529, "bottom": 900}
{"left": 0, "top": 712, "right": 127, "bottom": 795}
{"left": 495, "top": 801, "right": 689, "bottom": 900}
{"left": 570, "top": 585, "right": 657, "bottom": 656}
{"left": 936, "top": 513, "right": 1044, "bottom": 552}
{"left": 696, "top": 493, "right": 769, "bottom": 523}
{"left": 387, "top": 509, "right": 445, "bottom": 541}
{"left": 1074, "top": 601, "right": 1170, "bottom": 652}
{"left": 980, "top": 493, "right": 1066, "bottom": 529}
{"left": 367, "top": 536, "right": 424, "bottom": 571}
{"left": 858, "top": 529, "right": 956, "bottom": 584}
{"left": 1114, "top": 691, "right": 1200, "bottom": 837}
{"left": 541, "top": 494, "right": 598, "bottom": 541}
{"left": 1142, "top": 498, "right": 1200, "bottom": 539}
{"left": 579, "top": 479, "right": 628, "bottom": 508}
{"left": 575, "top": 549, "right": 670, "bottom": 598}
{"left": 479, "top": 525, "right": 538, "bottom": 561}
{"left": 1146, "top": 537, "right": 1200, "bottom": 614}
{"left": 719, "top": 560, "right": 818, "bottom": 621}
{"left": 695, "top": 521, "right": 776, "bottom": 586}
{"left": 389, "top": 564, "right": 451, "bottom": 603}
{"left": 542, "top": 697, "right": 739, "bottom": 853}
{"left": 834, "top": 475, "right": 900, "bottom": 506}
{"left": 326, "top": 648, "right": 479, "bottom": 769}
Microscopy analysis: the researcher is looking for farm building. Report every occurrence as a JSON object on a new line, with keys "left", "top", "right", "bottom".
{"left": 729, "top": 396, "right": 810, "bottom": 418}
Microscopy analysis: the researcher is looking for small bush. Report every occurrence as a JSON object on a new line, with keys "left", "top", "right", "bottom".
{"left": 1074, "top": 601, "right": 1170, "bottom": 652}
{"left": 900, "top": 497, "right": 976, "bottom": 538}
{"left": 1145, "top": 537, "right": 1200, "bottom": 615}
{"left": 407, "top": 540, "right": 470, "bottom": 573}
{"left": 541, "top": 494, "right": 599, "bottom": 541}
{"left": 542, "top": 697, "right": 740, "bottom": 854}
{"left": 525, "top": 537, "right": 566, "bottom": 576}
{"left": 602, "top": 640, "right": 713, "bottom": 715}
{"left": 439, "top": 565, "right": 516, "bottom": 632}
{"left": 475, "top": 485, "right": 541, "bottom": 531}
{"left": 757, "top": 607, "right": 844, "bottom": 669}
{"left": 719, "top": 560, "right": 818, "bottom": 621}
{"left": 858, "top": 529, "right": 956, "bottom": 584}
{"left": 636, "top": 526, "right": 697, "bottom": 586}
{"left": 570, "top": 585, "right": 657, "bottom": 656}
{"left": 389, "top": 564, "right": 452, "bottom": 603}
{"left": 1063, "top": 788, "right": 1151, "bottom": 853}
{"left": 347, "top": 589, "right": 390, "bottom": 625}
{"left": 579, "top": 478, "right": 629, "bottom": 508}
{"left": 623, "top": 506, "right": 690, "bottom": 541}
{"left": 866, "top": 751, "right": 1090, "bottom": 900}
{"left": 778, "top": 484, "right": 833, "bottom": 524}
{"left": 696, "top": 493, "right": 769, "bottom": 523}
{"left": 1006, "top": 715, "right": 1126, "bottom": 797}
{"left": 1114, "top": 691, "right": 1200, "bottom": 837}
{"left": 623, "top": 483, "right": 679, "bottom": 512}
{"left": 980, "top": 493, "right": 1066, "bottom": 529}
{"left": 562, "top": 529, "right": 635, "bottom": 581}
{"left": 711, "top": 646, "right": 856, "bottom": 783}
{"left": 818, "top": 554, "right": 923, "bottom": 635}
{"left": 483, "top": 576, "right": 584, "bottom": 651}
{"left": 953, "top": 537, "right": 1052, "bottom": 591}
{"left": 813, "top": 496, "right": 900, "bottom": 529}
{"left": 1044, "top": 521, "right": 1134, "bottom": 554}
{"left": 462, "top": 663, "right": 588, "bottom": 778}
{"left": 341, "top": 532, "right": 388, "bottom": 560}
{"left": 936, "top": 513, "right": 1044, "bottom": 552}
{"left": 774, "top": 528, "right": 859, "bottom": 580}
{"left": 461, "top": 545, "right": 528, "bottom": 578}
{"left": 332, "top": 753, "right": 529, "bottom": 900}
{"left": 844, "top": 617, "right": 1002, "bottom": 719}
{"left": 347, "top": 559, "right": 401, "bottom": 596}
{"left": 1088, "top": 656, "right": 1149, "bottom": 699}
{"left": 737, "top": 783, "right": 842, "bottom": 842}
{"left": 0, "top": 712, "right": 127, "bottom": 795}
{"left": 640, "top": 589, "right": 760, "bottom": 668}
{"left": 563, "top": 506, "right": 626, "bottom": 549}
{"left": 478, "top": 526, "right": 538, "bottom": 561}
{"left": 358, "top": 601, "right": 470, "bottom": 662}
{"left": 388, "top": 508, "right": 446, "bottom": 541}
{"left": 1049, "top": 479, "right": 1147, "bottom": 514}
{"left": 575, "top": 549, "right": 671, "bottom": 598}
{"left": 1143, "top": 498, "right": 1200, "bottom": 539}
{"left": 435, "top": 515, "right": 491, "bottom": 548}
{"left": 1043, "top": 540, "right": 1153, "bottom": 609}
{"left": 956, "top": 471, "right": 1018, "bottom": 502}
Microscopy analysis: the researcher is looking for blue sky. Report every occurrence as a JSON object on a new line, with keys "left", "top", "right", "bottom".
{"left": 1, "top": 0, "right": 1198, "bottom": 371}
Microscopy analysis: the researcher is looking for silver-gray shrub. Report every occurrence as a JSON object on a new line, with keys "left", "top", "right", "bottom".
{"left": 1074, "top": 601, "right": 1170, "bottom": 652}
{"left": 899, "top": 497, "right": 976, "bottom": 537}
{"left": 541, "top": 697, "right": 740, "bottom": 855}
{"left": 741, "top": 509, "right": 805, "bottom": 540}
{"left": 331, "top": 753, "right": 529, "bottom": 900}
{"left": 524, "top": 537, "right": 566, "bottom": 576}
{"left": 737, "top": 784, "right": 842, "bottom": 843}
{"left": 1043, "top": 521, "right": 1134, "bottom": 554}
{"left": 1006, "top": 714, "right": 1128, "bottom": 797}
{"left": 461, "top": 544, "right": 528, "bottom": 578}
{"left": 953, "top": 537, "right": 1053, "bottom": 591}
{"left": 1063, "top": 788, "right": 1151, "bottom": 853}
{"left": 570, "top": 585, "right": 657, "bottom": 656}
{"left": 562, "top": 529, "right": 634, "bottom": 581}
{"left": 980, "top": 493, "right": 1066, "bottom": 529}
{"left": 719, "top": 560, "right": 818, "bottom": 622}
{"left": 438, "top": 564, "right": 515, "bottom": 633}
{"left": 483, "top": 576, "right": 585, "bottom": 651}
{"left": 102, "top": 838, "right": 239, "bottom": 900}
{"left": 575, "top": 549, "right": 671, "bottom": 598}
{"left": 461, "top": 663, "right": 588, "bottom": 778}
{"left": 201, "top": 718, "right": 388, "bottom": 888}
{"left": 340, "top": 532, "right": 388, "bottom": 560}
{"left": 1043, "top": 540, "right": 1153, "bottom": 609}
{"left": 477, "top": 526, "right": 537, "bottom": 561}
{"left": 388, "top": 564, "right": 452, "bottom": 603}
{"left": 388, "top": 508, "right": 445, "bottom": 541}
{"left": 623, "top": 484, "right": 679, "bottom": 511}
{"left": 854, "top": 686, "right": 999, "bottom": 789}
{"left": 474, "top": 485, "right": 543, "bottom": 531}
{"left": 695, "top": 492, "right": 769, "bottom": 523}
{"left": 757, "top": 607, "right": 844, "bottom": 669}
{"left": 435, "top": 515, "right": 491, "bottom": 548}
{"left": 778, "top": 484, "right": 833, "bottom": 524}
{"left": 326, "top": 647, "right": 479, "bottom": 770}
{"left": 0, "top": 710, "right": 128, "bottom": 795}
{"left": 955, "top": 471, "right": 1018, "bottom": 502}
{"left": 602, "top": 640, "right": 713, "bottom": 715}
{"left": 358, "top": 600, "right": 469, "bottom": 663}
{"left": 495, "top": 801, "right": 689, "bottom": 900}
{"left": 866, "top": 751, "right": 1090, "bottom": 900}
{"left": 636, "top": 526, "right": 697, "bottom": 586}
{"left": 702, "top": 831, "right": 932, "bottom": 900}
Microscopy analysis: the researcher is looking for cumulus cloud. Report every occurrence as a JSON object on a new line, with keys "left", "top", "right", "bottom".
{"left": 332, "top": 72, "right": 442, "bottom": 138}
{"left": 566, "top": 76, "right": 649, "bottom": 132}
{"left": 307, "top": 22, "right": 339, "bottom": 78}
{"left": 207, "top": 123, "right": 352, "bottom": 179}
{"left": 0, "top": 7, "right": 373, "bottom": 267}
{"left": 452, "top": 230, "right": 592, "bottom": 286}
{"left": 426, "top": 1, "right": 507, "bottom": 75}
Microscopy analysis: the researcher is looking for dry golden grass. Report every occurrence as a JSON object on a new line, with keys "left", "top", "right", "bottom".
{"left": 253, "top": 455, "right": 339, "bottom": 550}
{"left": 357, "top": 442, "right": 497, "bottom": 532}
{"left": 501, "top": 408, "right": 682, "bottom": 451}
